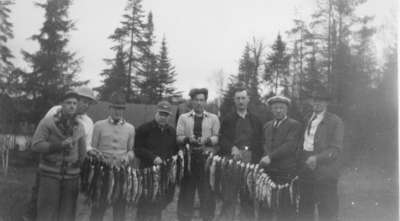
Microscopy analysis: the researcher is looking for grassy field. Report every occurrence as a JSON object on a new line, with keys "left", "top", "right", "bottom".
{"left": 0, "top": 148, "right": 397, "bottom": 221}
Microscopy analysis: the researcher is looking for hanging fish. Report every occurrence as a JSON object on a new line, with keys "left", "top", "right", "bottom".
{"left": 134, "top": 169, "right": 144, "bottom": 204}
{"left": 152, "top": 165, "right": 160, "bottom": 202}
{"left": 130, "top": 168, "right": 137, "bottom": 203}
{"left": 112, "top": 167, "right": 121, "bottom": 203}
{"left": 178, "top": 150, "right": 184, "bottom": 183}
{"left": 106, "top": 166, "right": 115, "bottom": 204}
{"left": 209, "top": 156, "right": 217, "bottom": 191}
{"left": 80, "top": 156, "right": 91, "bottom": 193}
{"left": 126, "top": 167, "right": 132, "bottom": 202}
{"left": 94, "top": 165, "right": 104, "bottom": 206}
{"left": 204, "top": 152, "right": 213, "bottom": 173}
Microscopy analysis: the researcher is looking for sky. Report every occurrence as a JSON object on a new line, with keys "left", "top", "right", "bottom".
{"left": 8, "top": 0, "right": 397, "bottom": 99}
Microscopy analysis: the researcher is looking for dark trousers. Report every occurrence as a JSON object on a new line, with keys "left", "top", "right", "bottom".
{"left": 137, "top": 199, "right": 163, "bottom": 221}
{"left": 298, "top": 170, "right": 339, "bottom": 221}
{"left": 89, "top": 200, "right": 126, "bottom": 221}
{"left": 258, "top": 171, "right": 296, "bottom": 221}
{"left": 36, "top": 175, "right": 79, "bottom": 221}
{"left": 177, "top": 152, "right": 215, "bottom": 221}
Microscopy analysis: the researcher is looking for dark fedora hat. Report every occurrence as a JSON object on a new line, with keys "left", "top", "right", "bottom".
{"left": 310, "top": 87, "right": 331, "bottom": 101}
{"left": 109, "top": 91, "right": 126, "bottom": 109}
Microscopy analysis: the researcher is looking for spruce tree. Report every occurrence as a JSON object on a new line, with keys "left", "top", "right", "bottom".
{"left": 21, "top": 0, "right": 84, "bottom": 122}
{"left": 156, "top": 37, "right": 177, "bottom": 99}
{"left": 0, "top": 0, "right": 14, "bottom": 95}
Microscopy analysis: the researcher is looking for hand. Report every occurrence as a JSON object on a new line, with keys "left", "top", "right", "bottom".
{"left": 154, "top": 156, "right": 163, "bottom": 165}
{"left": 61, "top": 137, "right": 74, "bottom": 148}
{"left": 231, "top": 146, "right": 241, "bottom": 160}
{"left": 260, "top": 155, "right": 271, "bottom": 166}
{"left": 127, "top": 150, "right": 135, "bottom": 160}
{"left": 305, "top": 155, "right": 317, "bottom": 170}
{"left": 188, "top": 136, "right": 198, "bottom": 145}
{"left": 203, "top": 147, "right": 215, "bottom": 155}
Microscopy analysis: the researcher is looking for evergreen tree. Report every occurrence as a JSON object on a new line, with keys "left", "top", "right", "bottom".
{"left": 156, "top": 37, "right": 177, "bottom": 99}
{"left": 21, "top": 0, "right": 84, "bottom": 122}
{"left": 264, "top": 34, "right": 291, "bottom": 95}
{"left": 96, "top": 45, "right": 127, "bottom": 100}
{"left": 0, "top": 0, "right": 14, "bottom": 95}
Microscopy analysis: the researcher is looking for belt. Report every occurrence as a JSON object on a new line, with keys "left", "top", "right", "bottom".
{"left": 42, "top": 159, "right": 80, "bottom": 168}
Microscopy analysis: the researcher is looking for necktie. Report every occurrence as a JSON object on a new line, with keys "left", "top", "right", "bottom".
{"left": 306, "top": 114, "right": 318, "bottom": 135}
{"left": 274, "top": 119, "right": 281, "bottom": 128}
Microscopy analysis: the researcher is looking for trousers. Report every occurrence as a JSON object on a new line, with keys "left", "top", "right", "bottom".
{"left": 36, "top": 175, "right": 79, "bottom": 221}
{"left": 177, "top": 152, "right": 215, "bottom": 221}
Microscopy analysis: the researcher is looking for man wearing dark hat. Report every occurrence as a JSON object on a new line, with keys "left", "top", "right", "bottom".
{"left": 259, "top": 95, "right": 302, "bottom": 221}
{"left": 176, "top": 88, "right": 220, "bottom": 221}
{"left": 298, "top": 88, "right": 344, "bottom": 221}
{"left": 135, "top": 100, "right": 178, "bottom": 221}
{"left": 90, "top": 91, "right": 135, "bottom": 221}
{"left": 31, "top": 90, "right": 87, "bottom": 221}
{"left": 218, "top": 85, "right": 263, "bottom": 221}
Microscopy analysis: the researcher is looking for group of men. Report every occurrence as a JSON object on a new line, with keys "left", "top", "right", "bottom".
{"left": 28, "top": 84, "right": 343, "bottom": 221}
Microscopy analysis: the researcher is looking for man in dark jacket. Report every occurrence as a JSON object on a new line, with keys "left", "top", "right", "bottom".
{"left": 135, "top": 100, "right": 178, "bottom": 221}
{"left": 259, "top": 95, "right": 302, "bottom": 221}
{"left": 298, "top": 88, "right": 344, "bottom": 221}
{"left": 219, "top": 86, "right": 263, "bottom": 221}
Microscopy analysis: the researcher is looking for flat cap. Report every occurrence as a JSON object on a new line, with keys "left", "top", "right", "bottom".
{"left": 157, "top": 100, "right": 172, "bottom": 114}
{"left": 267, "top": 95, "right": 291, "bottom": 106}
{"left": 189, "top": 88, "right": 208, "bottom": 100}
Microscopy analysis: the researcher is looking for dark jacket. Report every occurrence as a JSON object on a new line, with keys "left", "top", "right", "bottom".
{"left": 134, "top": 120, "right": 178, "bottom": 168}
{"left": 263, "top": 117, "right": 302, "bottom": 173}
{"left": 219, "top": 111, "right": 263, "bottom": 163}
{"left": 299, "top": 111, "right": 344, "bottom": 180}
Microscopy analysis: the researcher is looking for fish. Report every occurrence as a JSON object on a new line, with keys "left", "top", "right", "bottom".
{"left": 152, "top": 165, "right": 160, "bottom": 201}
{"left": 204, "top": 152, "right": 213, "bottom": 173}
{"left": 130, "top": 168, "right": 138, "bottom": 203}
{"left": 134, "top": 169, "right": 143, "bottom": 204}
{"left": 112, "top": 167, "right": 121, "bottom": 203}
{"left": 178, "top": 151, "right": 184, "bottom": 183}
{"left": 106, "top": 166, "right": 115, "bottom": 204}
{"left": 94, "top": 165, "right": 104, "bottom": 206}
{"left": 209, "top": 156, "right": 217, "bottom": 190}
{"left": 126, "top": 167, "right": 132, "bottom": 202}
{"left": 80, "top": 156, "right": 91, "bottom": 193}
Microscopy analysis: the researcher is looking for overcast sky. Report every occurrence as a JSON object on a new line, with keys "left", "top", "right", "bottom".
{"left": 8, "top": 0, "right": 397, "bottom": 99}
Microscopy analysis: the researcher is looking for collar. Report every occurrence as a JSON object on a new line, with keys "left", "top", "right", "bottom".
{"left": 108, "top": 116, "right": 126, "bottom": 125}
{"left": 189, "top": 110, "right": 209, "bottom": 118}
{"left": 236, "top": 110, "right": 248, "bottom": 119}
{"left": 312, "top": 111, "right": 326, "bottom": 119}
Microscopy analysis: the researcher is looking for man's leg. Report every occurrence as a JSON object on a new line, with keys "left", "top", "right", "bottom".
{"left": 298, "top": 176, "right": 316, "bottom": 221}
{"left": 177, "top": 166, "right": 196, "bottom": 221}
{"left": 36, "top": 175, "right": 60, "bottom": 221}
{"left": 58, "top": 177, "right": 79, "bottom": 221}
{"left": 317, "top": 179, "right": 339, "bottom": 221}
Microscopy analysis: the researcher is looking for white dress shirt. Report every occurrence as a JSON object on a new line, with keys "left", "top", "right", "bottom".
{"left": 303, "top": 111, "right": 325, "bottom": 151}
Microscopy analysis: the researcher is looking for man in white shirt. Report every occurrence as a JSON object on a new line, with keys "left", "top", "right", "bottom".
{"left": 298, "top": 88, "right": 344, "bottom": 221}
{"left": 24, "top": 86, "right": 96, "bottom": 221}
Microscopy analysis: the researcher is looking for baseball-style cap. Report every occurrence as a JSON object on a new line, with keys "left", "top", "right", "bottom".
{"left": 157, "top": 100, "right": 172, "bottom": 115}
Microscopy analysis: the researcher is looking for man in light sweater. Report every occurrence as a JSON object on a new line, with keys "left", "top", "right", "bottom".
{"left": 89, "top": 91, "right": 135, "bottom": 221}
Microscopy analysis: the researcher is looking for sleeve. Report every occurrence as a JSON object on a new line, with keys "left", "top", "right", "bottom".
{"left": 269, "top": 121, "right": 302, "bottom": 160}
{"left": 127, "top": 126, "right": 135, "bottom": 152}
{"left": 218, "top": 116, "right": 233, "bottom": 155}
{"left": 209, "top": 115, "right": 220, "bottom": 146}
{"left": 176, "top": 115, "right": 186, "bottom": 144}
{"left": 85, "top": 117, "right": 94, "bottom": 151}
{"left": 91, "top": 122, "right": 101, "bottom": 149}
{"left": 31, "top": 118, "right": 55, "bottom": 153}
{"left": 78, "top": 135, "right": 87, "bottom": 164}
{"left": 315, "top": 117, "right": 344, "bottom": 162}
{"left": 134, "top": 125, "right": 157, "bottom": 162}
{"left": 44, "top": 105, "right": 61, "bottom": 119}
{"left": 252, "top": 119, "right": 264, "bottom": 163}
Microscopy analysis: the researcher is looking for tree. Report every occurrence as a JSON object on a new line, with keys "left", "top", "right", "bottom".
{"left": 264, "top": 34, "right": 291, "bottom": 95}
{"left": 96, "top": 45, "right": 127, "bottom": 100}
{"left": 21, "top": 0, "right": 84, "bottom": 123}
{"left": 0, "top": 0, "right": 14, "bottom": 94}
{"left": 109, "top": 0, "right": 145, "bottom": 101}
{"left": 156, "top": 37, "right": 177, "bottom": 99}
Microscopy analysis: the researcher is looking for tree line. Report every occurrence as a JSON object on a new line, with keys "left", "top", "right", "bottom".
{"left": 0, "top": 0, "right": 179, "bottom": 127}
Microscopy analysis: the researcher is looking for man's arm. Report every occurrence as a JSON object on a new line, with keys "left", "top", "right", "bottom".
{"left": 91, "top": 122, "right": 101, "bottom": 149}
{"left": 218, "top": 116, "right": 233, "bottom": 155}
{"left": 209, "top": 115, "right": 220, "bottom": 145}
{"left": 176, "top": 115, "right": 187, "bottom": 144}
{"left": 31, "top": 118, "right": 67, "bottom": 153}
{"left": 134, "top": 125, "right": 157, "bottom": 162}
{"left": 315, "top": 116, "right": 344, "bottom": 162}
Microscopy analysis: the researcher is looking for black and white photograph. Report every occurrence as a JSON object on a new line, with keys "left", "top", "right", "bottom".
{"left": 0, "top": 0, "right": 397, "bottom": 221}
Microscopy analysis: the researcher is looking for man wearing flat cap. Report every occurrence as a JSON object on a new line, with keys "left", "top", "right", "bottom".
{"left": 135, "top": 100, "right": 178, "bottom": 221}
{"left": 298, "top": 88, "right": 344, "bottom": 221}
{"left": 176, "top": 88, "right": 220, "bottom": 221}
{"left": 259, "top": 95, "right": 302, "bottom": 221}
{"left": 90, "top": 91, "right": 135, "bottom": 221}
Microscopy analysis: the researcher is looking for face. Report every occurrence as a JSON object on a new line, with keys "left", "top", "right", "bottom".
{"left": 192, "top": 93, "right": 206, "bottom": 113}
{"left": 270, "top": 102, "right": 288, "bottom": 120}
{"left": 155, "top": 111, "right": 170, "bottom": 126}
{"left": 109, "top": 106, "right": 125, "bottom": 120}
{"left": 311, "top": 99, "right": 328, "bottom": 113}
{"left": 62, "top": 97, "right": 78, "bottom": 116}
{"left": 234, "top": 90, "right": 250, "bottom": 111}
{"left": 76, "top": 97, "right": 93, "bottom": 115}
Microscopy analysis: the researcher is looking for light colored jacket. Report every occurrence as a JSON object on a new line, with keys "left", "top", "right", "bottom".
{"left": 176, "top": 110, "right": 220, "bottom": 146}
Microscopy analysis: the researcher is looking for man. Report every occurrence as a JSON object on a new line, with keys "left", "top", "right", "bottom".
{"left": 259, "top": 95, "right": 302, "bottom": 221}
{"left": 24, "top": 86, "right": 97, "bottom": 221}
{"left": 176, "top": 88, "right": 220, "bottom": 221}
{"left": 218, "top": 86, "right": 263, "bottom": 221}
{"left": 135, "top": 100, "right": 178, "bottom": 221}
{"left": 89, "top": 92, "right": 135, "bottom": 221}
{"left": 298, "top": 88, "right": 344, "bottom": 221}
{"left": 31, "top": 90, "right": 87, "bottom": 221}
